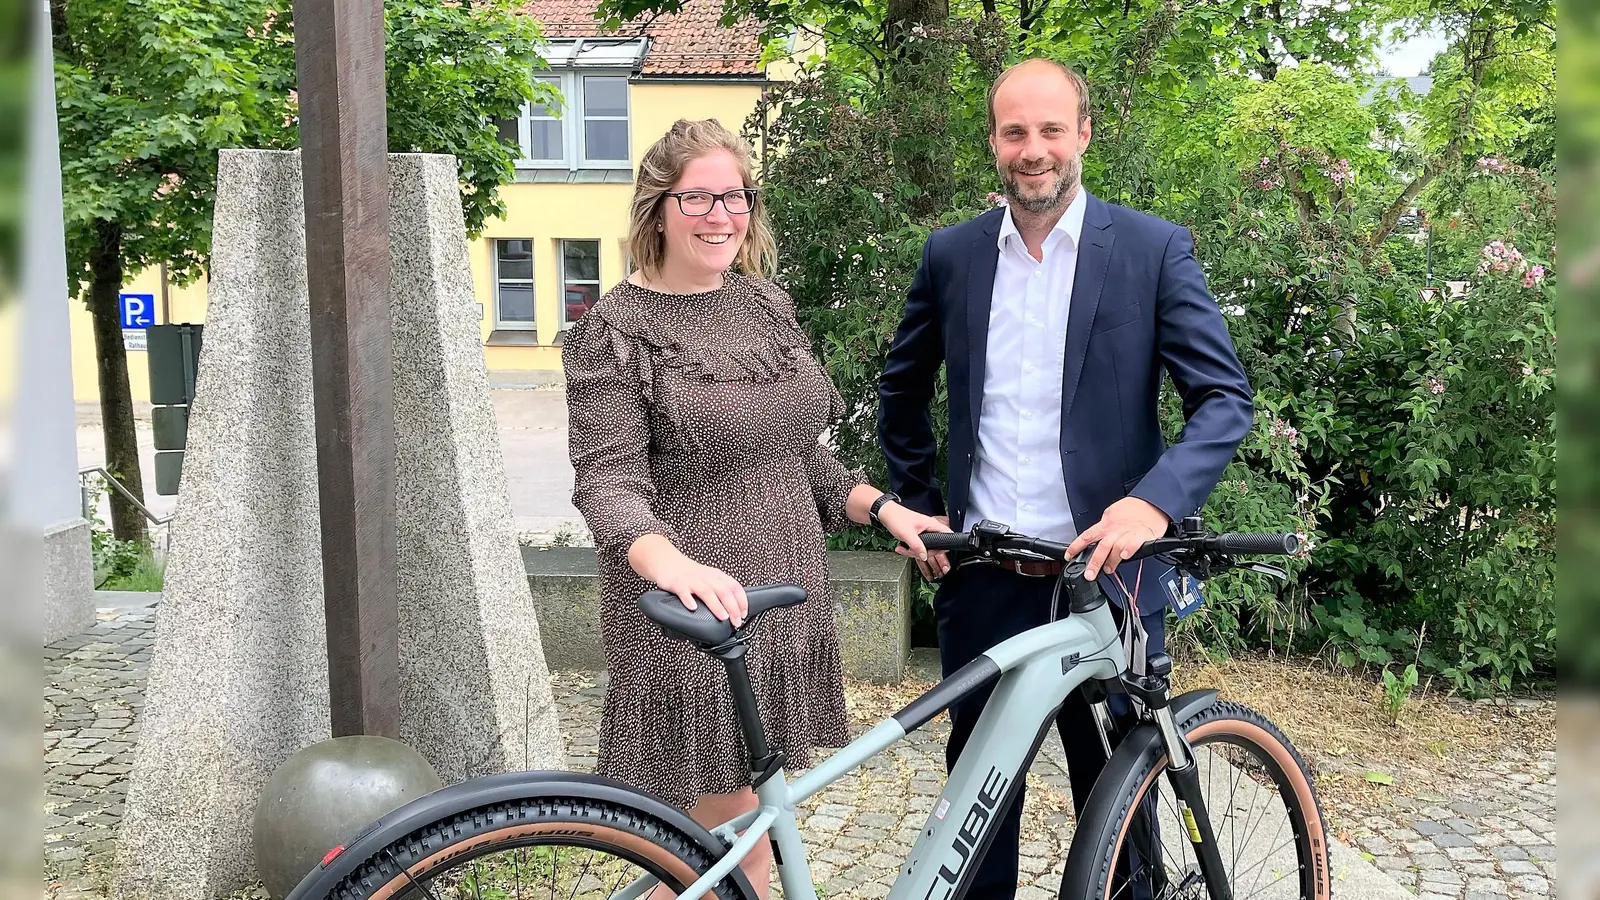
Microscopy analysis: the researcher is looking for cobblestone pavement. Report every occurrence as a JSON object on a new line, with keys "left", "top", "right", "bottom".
{"left": 1339, "top": 748, "right": 1556, "bottom": 900}
{"left": 45, "top": 607, "right": 1554, "bottom": 899}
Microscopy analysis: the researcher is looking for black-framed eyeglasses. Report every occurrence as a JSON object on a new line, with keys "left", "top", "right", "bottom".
{"left": 662, "top": 188, "right": 759, "bottom": 216}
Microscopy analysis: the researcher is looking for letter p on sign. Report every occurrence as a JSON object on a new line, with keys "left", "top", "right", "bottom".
{"left": 119, "top": 293, "right": 155, "bottom": 329}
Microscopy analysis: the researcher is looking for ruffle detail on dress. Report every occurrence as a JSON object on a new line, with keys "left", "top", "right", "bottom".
{"left": 589, "top": 274, "right": 814, "bottom": 391}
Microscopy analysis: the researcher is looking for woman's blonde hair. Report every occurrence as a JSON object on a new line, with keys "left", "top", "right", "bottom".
{"left": 626, "top": 118, "right": 778, "bottom": 281}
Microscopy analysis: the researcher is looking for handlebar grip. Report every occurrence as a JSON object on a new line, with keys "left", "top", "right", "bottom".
{"left": 919, "top": 532, "right": 972, "bottom": 552}
{"left": 1210, "top": 532, "right": 1300, "bottom": 555}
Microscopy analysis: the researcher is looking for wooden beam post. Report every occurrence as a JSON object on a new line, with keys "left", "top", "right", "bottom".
{"left": 292, "top": 0, "right": 399, "bottom": 738}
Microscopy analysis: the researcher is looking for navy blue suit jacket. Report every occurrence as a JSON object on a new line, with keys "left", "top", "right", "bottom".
{"left": 877, "top": 193, "right": 1253, "bottom": 608}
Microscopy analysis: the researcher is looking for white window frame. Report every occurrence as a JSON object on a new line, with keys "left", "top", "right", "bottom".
{"left": 515, "top": 70, "right": 632, "bottom": 171}
{"left": 518, "top": 74, "right": 566, "bottom": 169}
{"left": 492, "top": 238, "right": 537, "bottom": 331}
{"left": 560, "top": 239, "right": 603, "bottom": 329}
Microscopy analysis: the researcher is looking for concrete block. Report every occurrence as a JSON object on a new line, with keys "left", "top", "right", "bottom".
{"left": 112, "top": 149, "right": 561, "bottom": 900}
{"left": 524, "top": 546, "right": 913, "bottom": 681}
{"left": 43, "top": 518, "right": 94, "bottom": 643}
{"left": 112, "top": 149, "right": 331, "bottom": 900}
{"left": 829, "top": 551, "right": 914, "bottom": 683}
{"left": 387, "top": 153, "right": 560, "bottom": 781}
{"left": 522, "top": 546, "right": 607, "bottom": 671}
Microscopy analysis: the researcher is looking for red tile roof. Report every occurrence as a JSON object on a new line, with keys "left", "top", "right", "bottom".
{"left": 522, "top": 0, "right": 766, "bottom": 76}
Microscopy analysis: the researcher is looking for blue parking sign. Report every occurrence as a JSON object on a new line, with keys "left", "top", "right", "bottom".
{"left": 119, "top": 293, "right": 155, "bottom": 329}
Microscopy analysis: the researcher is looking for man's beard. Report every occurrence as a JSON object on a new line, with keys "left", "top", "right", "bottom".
{"left": 1002, "top": 153, "right": 1081, "bottom": 214}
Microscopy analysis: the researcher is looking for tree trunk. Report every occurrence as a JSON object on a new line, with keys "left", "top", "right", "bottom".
{"left": 886, "top": 0, "right": 953, "bottom": 219}
{"left": 87, "top": 220, "right": 149, "bottom": 544}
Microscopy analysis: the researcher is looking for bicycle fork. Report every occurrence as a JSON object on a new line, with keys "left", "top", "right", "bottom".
{"left": 1122, "top": 653, "right": 1234, "bottom": 900}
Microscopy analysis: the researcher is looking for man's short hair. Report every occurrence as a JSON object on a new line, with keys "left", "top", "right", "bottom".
{"left": 987, "top": 59, "right": 1092, "bottom": 134}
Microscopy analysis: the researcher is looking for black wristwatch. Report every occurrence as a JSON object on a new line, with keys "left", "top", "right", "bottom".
{"left": 869, "top": 492, "right": 901, "bottom": 528}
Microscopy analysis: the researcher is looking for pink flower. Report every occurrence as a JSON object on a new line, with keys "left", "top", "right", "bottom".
{"left": 986, "top": 191, "right": 1008, "bottom": 208}
{"left": 1523, "top": 264, "right": 1546, "bottom": 288}
{"left": 1325, "top": 159, "right": 1353, "bottom": 185}
{"left": 1258, "top": 157, "right": 1273, "bottom": 170}
{"left": 1478, "top": 240, "right": 1530, "bottom": 278}
{"left": 1428, "top": 378, "right": 1445, "bottom": 395}
{"left": 1269, "top": 418, "right": 1300, "bottom": 446}
{"left": 1477, "top": 157, "right": 1510, "bottom": 174}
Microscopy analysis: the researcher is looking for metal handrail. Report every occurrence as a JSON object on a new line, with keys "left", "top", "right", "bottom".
{"left": 79, "top": 466, "right": 174, "bottom": 526}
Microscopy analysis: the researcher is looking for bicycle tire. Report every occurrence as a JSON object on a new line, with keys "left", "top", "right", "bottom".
{"left": 1064, "top": 701, "right": 1332, "bottom": 900}
{"left": 323, "top": 795, "right": 752, "bottom": 900}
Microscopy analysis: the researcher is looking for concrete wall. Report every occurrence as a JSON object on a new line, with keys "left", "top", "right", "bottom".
{"left": 22, "top": 5, "right": 95, "bottom": 642}
{"left": 524, "top": 546, "right": 913, "bottom": 682}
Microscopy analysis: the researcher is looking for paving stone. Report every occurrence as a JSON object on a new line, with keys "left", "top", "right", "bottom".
{"left": 1498, "top": 859, "right": 1539, "bottom": 875}
{"left": 1514, "top": 874, "right": 1548, "bottom": 894}
{"left": 1363, "top": 835, "right": 1397, "bottom": 856}
{"left": 38, "top": 608, "right": 1559, "bottom": 900}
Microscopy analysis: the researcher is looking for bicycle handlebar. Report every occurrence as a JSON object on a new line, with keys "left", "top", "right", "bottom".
{"left": 918, "top": 520, "right": 1300, "bottom": 570}
{"left": 1208, "top": 531, "right": 1300, "bottom": 555}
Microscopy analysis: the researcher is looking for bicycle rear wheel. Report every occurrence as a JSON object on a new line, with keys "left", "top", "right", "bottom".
{"left": 322, "top": 795, "right": 750, "bottom": 900}
{"left": 1064, "top": 701, "right": 1331, "bottom": 900}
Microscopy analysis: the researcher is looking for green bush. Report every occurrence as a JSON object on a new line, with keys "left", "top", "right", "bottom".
{"left": 746, "top": 22, "right": 1553, "bottom": 694}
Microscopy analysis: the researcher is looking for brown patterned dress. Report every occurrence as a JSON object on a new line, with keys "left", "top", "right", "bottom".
{"left": 563, "top": 272, "right": 863, "bottom": 808}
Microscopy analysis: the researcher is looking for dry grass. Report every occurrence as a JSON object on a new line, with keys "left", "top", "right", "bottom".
{"left": 1170, "top": 652, "right": 1554, "bottom": 834}
{"left": 843, "top": 650, "right": 1555, "bottom": 840}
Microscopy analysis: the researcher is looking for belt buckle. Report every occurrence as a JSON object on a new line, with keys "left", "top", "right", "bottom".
{"left": 1009, "top": 560, "right": 1052, "bottom": 578}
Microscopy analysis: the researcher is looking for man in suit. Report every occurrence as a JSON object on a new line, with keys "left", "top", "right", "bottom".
{"left": 875, "top": 58, "right": 1254, "bottom": 899}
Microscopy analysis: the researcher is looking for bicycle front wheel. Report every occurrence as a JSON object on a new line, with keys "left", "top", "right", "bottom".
{"left": 1064, "top": 701, "right": 1332, "bottom": 900}
{"left": 322, "top": 795, "right": 750, "bottom": 900}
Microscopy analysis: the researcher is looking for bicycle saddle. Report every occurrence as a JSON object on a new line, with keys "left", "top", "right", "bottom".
{"left": 637, "top": 583, "right": 807, "bottom": 646}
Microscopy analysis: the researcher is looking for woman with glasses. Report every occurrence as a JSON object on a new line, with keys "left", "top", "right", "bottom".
{"left": 563, "top": 118, "right": 948, "bottom": 898}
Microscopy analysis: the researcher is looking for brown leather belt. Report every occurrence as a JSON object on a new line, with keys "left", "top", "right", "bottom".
{"left": 993, "top": 559, "right": 1065, "bottom": 578}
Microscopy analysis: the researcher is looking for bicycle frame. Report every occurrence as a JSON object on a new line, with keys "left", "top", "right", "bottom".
{"left": 648, "top": 598, "right": 1131, "bottom": 900}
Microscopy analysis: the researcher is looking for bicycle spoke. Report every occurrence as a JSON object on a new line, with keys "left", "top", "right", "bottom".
{"left": 1218, "top": 746, "right": 1242, "bottom": 878}
{"left": 569, "top": 848, "right": 601, "bottom": 900}
{"left": 1232, "top": 763, "right": 1273, "bottom": 865}
{"left": 1156, "top": 782, "right": 1190, "bottom": 876}
{"left": 605, "top": 862, "right": 634, "bottom": 900}
{"left": 385, "top": 849, "right": 445, "bottom": 900}
{"left": 1241, "top": 817, "right": 1292, "bottom": 899}
{"left": 1238, "top": 863, "right": 1298, "bottom": 900}
{"left": 516, "top": 847, "right": 527, "bottom": 900}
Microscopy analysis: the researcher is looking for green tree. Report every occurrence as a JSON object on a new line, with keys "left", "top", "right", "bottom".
{"left": 50, "top": 0, "right": 549, "bottom": 540}
{"left": 737, "top": 0, "right": 1554, "bottom": 690}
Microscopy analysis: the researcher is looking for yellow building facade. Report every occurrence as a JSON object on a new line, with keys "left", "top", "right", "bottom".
{"left": 61, "top": 0, "right": 790, "bottom": 402}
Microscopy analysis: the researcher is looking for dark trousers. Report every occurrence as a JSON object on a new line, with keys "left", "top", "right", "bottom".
{"left": 933, "top": 562, "right": 1165, "bottom": 900}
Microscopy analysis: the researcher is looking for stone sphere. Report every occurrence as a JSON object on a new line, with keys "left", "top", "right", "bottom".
{"left": 254, "top": 735, "right": 444, "bottom": 899}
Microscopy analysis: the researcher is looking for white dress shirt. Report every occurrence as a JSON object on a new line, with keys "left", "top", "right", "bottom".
{"left": 968, "top": 188, "right": 1087, "bottom": 543}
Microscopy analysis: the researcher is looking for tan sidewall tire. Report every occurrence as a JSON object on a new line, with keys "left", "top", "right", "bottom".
{"left": 1096, "top": 709, "right": 1331, "bottom": 900}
